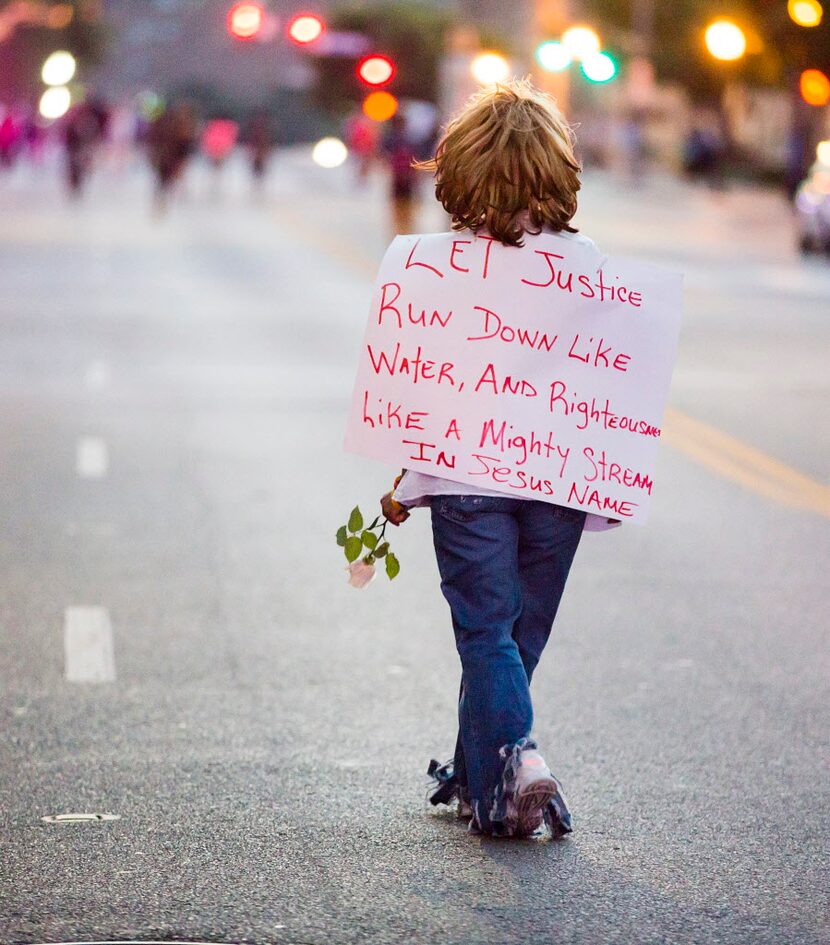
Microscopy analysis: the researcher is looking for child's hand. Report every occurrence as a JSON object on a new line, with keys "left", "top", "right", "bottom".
{"left": 381, "top": 491, "right": 410, "bottom": 526}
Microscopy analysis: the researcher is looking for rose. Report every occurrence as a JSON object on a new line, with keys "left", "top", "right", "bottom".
{"left": 347, "top": 559, "right": 377, "bottom": 588}
{"left": 336, "top": 505, "right": 401, "bottom": 587}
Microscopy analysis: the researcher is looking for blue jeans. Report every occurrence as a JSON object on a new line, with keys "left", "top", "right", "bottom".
{"left": 430, "top": 494, "right": 586, "bottom": 832}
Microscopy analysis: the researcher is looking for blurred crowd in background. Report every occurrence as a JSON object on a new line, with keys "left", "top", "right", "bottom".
{"left": 0, "top": 0, "right": 829, "bottom": 250}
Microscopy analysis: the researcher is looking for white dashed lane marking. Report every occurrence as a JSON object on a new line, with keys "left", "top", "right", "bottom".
{"left": 76, "top": 436, "right": 109, "bottom": 479}
{"left": 63, "top": 606, "right": 116, "bottom": 683}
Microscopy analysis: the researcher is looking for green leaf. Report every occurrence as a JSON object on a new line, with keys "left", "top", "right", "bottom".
{"left": 344, "top": 536, "right": 362, "bottom": 562}
{"left": 361, "top": 530, "right": 378, "bottom": 550}
{"left": 336, "top": 525, "right": 348, "bottom": 547}
{"left": 374, "top": 542, "right": 389, "bottom": 558}
{"left": 348, "top": 506, "right": 363, "bottom": 533}
{"left": 385, "top": 553, "right": 400, "bottom": 580}
{"left": 368, "top": 516, "right": 381, "bottom": 530}
{"left": 363, "top": 554, "right": 376, "bottom": 565}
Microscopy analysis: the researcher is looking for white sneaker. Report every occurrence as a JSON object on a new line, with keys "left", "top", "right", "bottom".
{"left": 503, "top": 747, "right": 560, "bottom": 837}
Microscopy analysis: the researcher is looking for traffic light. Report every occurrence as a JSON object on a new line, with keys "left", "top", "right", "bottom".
{"left": 581, "top": 51, "right": 617, "bottom": 83}
{"left": 357, "top": 55, "right": 395, "bottom": 87}
{"left": 227, "top": 2, "right": 264, "bottom": 40}
{"left": 288, "top": 13, "right": 325, "bottom": 45}
{"left": 363, "top": 91, "right": 398, "bottom": 122}
{"left": 800, "top": 69, "right": 830, "bottom": 106}
{"left": 536, "top": 41, "right": 571, "bottom": 73}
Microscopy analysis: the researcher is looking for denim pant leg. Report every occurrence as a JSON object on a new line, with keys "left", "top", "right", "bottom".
{"left": 431, "top": 495, "right": 531, "bottom": 830}
{"left": 512, "top": 502, "right": 586, "bottom": 682}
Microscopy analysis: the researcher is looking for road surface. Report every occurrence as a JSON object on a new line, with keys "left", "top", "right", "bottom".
{"left": 0, "top": 151, "right": 828, "bottom": 945}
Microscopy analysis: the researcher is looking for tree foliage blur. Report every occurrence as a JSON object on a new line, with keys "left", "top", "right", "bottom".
{"left": 0, "top": 0, "right": 109, "bottom": 102}
{"left": 313, "top": 1, "right": 452, "bottom": 113}
{"left": 579, "top": 0, "right": 830, "bottom": 100}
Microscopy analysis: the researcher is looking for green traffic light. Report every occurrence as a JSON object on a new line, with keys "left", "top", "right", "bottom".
{"left": 536, "top": 41, "right": 571, "bottom": 73}
{"left": 581, "top": 51, "right": 617, "bottom": 83}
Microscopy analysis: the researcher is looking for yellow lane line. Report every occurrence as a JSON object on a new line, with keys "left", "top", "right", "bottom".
{"left": 279, "top": 205, "right": 829, "bottom": 518}
{"left": 662, "top": 408, "right": 830, "bottom": 517}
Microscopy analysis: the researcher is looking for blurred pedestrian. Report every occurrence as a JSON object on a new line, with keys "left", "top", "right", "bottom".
{"left": 147, "top": 102, "right": 196, "bottom": 213}
{"left": 345, "top": 111, "right": 378, "bottom": 185}
{"left": 245, "top": 110, "right": 273, "bottom": 189}
{"left": 617, "top": 109, "right": 648, "bottom": 185}
{"left": 0, "top": 106, "right": 21, "bottom": 169}
{"left": 107, "top": 102, "right": 138, "bottom": 173}
{"left": 682, "top": 111, "right": 726, "bottom": 190}
{"left": 201, "top": 117, "right": 239, "bottom": 169}
{"left": 63, "top": 100, "right": 107, "bottom": 197}
{"left": 22, "top": 112, "right": 46, "bottom": 165}
{"left": 380, "top": 81, "right": 608, "bottom": 839}
{"left": 382, "top": 112, "right": 418, "bottom": 236}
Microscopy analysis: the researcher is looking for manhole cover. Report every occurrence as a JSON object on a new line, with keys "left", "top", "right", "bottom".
{"left": 41, "top": 813, "right": 121, "bottom": 824}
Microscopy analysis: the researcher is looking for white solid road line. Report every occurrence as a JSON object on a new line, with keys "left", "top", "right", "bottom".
{"left": 63, "top": 606, "right": 116, "bottom": 683}
{"left": 76, "top": 436, "right": 109, "bottom": 479}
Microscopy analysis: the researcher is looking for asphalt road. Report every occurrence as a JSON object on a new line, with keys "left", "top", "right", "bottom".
{"left": 0, "top": 150, "right": 828, "bottom": 945}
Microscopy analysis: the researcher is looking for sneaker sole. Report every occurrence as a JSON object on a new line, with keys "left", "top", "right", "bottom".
{"left": 515, "top": 778, "right": 559, "bottom": 835}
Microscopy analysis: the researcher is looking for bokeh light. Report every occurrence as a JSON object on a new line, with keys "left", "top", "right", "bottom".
{"left": 358, "top": 55, "right": 395, "bottom": 87}
{"left": 288, "top": 13, "right": 325, "bottom": 45}
{"left": 816, "top": 140, "right": 830, "bottom": 165}
{"left": 536, "top": 41, "right": 571, "bottom": 73}
{"left": 46, "top": 4, "right": 74, "bottom": 29}
{"left": 39, "top": 86, "right": 71, "bottom": 120}
{"left": 581, "top": 51, "right": 617, "bottom": 83}
{"left": 362, "top": 91, "right": 399, "bottom": 122}
{"left": 788, "top": 0, "right": 823, "bottom": 26}
{"left": 800, "top": 69, "right": 830, "bottom": 106}
{"left": 312, "top": 137, "right": 348, "bottom": 168}
{"left": 227, "top": 2, "right": 263, "bottom": 40}
{"left": 561, "top": 26, "right": 601, "bottom": 61}
{"left": 41, "top": 50, "right": 76, "bottom": 86}
{"left": 705, "top": 20, "right": 747, "bottom": 61}
{"left": 471, "top": 52, "right": 510, "bottom": 85}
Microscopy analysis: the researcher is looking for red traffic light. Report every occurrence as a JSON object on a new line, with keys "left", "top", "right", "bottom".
{"left": 357, "top": 55, "right": 396, "bottom": 87}
{"left": 288, "top": 12, "right": 325, "bottom": 45}
{"left": 227, "top": 2, "right": 264, "bottom": 40}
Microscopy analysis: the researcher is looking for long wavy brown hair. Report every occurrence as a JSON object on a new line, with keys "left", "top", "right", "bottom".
{"left": 419, "top": 80, "right": 581, "bottom": 247}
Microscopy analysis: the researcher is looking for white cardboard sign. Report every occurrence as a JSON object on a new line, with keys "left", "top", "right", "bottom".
{"left": 345, "top": 231, "right": 683, "bottom": 523}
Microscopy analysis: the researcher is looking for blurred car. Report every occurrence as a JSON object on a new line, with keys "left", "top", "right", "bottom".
{"left": 795, "top": 147, "right": 830, "bottom": 255}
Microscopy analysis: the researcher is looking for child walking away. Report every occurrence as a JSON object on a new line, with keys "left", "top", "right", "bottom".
{"left": 379, "top": 81, "right": 613, "bottom": 839}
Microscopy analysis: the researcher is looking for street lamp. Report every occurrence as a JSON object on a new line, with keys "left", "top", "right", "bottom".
{"left": 471, "top": 52, "right": 510, "bottom": 85}
{"left": 561, "top": 25, "right": 601, "bottom": 61}
{"left": 39, "top": 86, "right": 71, "bottom": 120}
{"left": 41, "top": 50, "right": 76, "bottom": 86}
{"left": 788, "top": 0, "right": 823, "bottom": 27}
{"left": 800, "top": 69, "right": 830, "bottom": 106}
{"left": 704, "top": 20, "right": 746, "bottom": 62}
